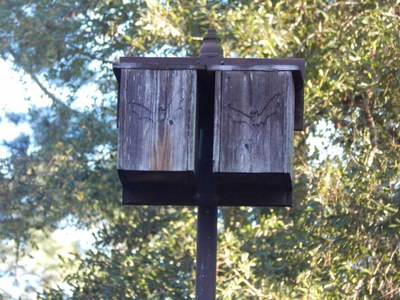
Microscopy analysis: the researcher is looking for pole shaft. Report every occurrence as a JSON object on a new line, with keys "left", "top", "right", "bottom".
{"left": 196, "top": 206, "right": 218, "bottom": 300}
{"left": 195, "top": 33, "right": 221, "bottom": 298}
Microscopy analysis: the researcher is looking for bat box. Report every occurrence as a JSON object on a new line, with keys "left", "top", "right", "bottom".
{"left": 114, "top": 63, "right": 202, "bottom": 205}
{"left": 212, "top": 67, "right": 303, "bottom": 206}
{"left": 114, "top": 57, "right": 304, "bottom": 207}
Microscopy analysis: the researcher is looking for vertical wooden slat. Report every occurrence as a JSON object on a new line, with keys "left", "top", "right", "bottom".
{"left": 212, "top": 71, "right": 222, "bottom": 172}
{"left": 187, "top": 73, "right": 197, "bottom": 172}
{"left": 117, "top": 69, "right": 128, "bottom": 167}
{"left": 283, "top": 72, "right": 295, "bottom": 177}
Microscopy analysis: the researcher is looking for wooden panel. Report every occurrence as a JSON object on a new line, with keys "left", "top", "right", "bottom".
{"left": 213, "top": 71, "right": 294, "bottom": 175}
{"left": 116, "top": 57, "right": 304, "bottom": 130}
{"left": 212, "top": 71, "right": 222, "bottom": 174}
{"left": 118, "top": 69, "right": 197, "bottom": 172}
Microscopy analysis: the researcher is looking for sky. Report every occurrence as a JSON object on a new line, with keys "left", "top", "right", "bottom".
{"left": 0, "top": 59, "right": 96, "bottom": 299}
{"left": 0, "top": 60, "right": 49, "bottom": 157}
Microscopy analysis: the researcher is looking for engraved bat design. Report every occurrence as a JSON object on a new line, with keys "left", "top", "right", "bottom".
{"left": 129, "top": 102, "right": 152, "bottom": 121}
{"left": 129, "top": 88, "right": 184, "bottom": 122}
{"left": 226, "top": 93, "right": 282, "bottom": 127}
{"left": 158, "top": 88, "right": 184, "bottom": 122}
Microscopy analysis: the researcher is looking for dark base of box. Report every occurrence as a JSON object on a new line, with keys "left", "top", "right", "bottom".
{"left": 122, "top": 183, "right": 196, "bottom": 205}
{"left": 119, "top": 170, "right": 293, "bottom": 207}
{"left": 215, "top": 173, "right": 292, "bottom": 207}
{"left": 119, "top": 170, "right": 196, "bottom": 205}
{"left": 216, "top": 185, "right": 292, "bottom": 207}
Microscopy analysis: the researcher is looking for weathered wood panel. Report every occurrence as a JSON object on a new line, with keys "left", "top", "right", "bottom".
{"left": 116, "top": 57, "right": 304, "bottom": 130}
{"left": 213, "top": 71, "right": 294, "bottom": 176}
{"left": 118, "top": 69, "right": 197, "bottom": 172}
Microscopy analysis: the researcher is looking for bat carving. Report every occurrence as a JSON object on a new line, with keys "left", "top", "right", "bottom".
{"left": 158, "top": 88, "right": 184, "bottom": 122}
{"left": 128, "top": 88, "right": 184, "bottom": 123}
{"left": 226, "top": 93, "right": 282, "bottom": 127}
{"left": 129, "top": 102, "right": 153, "bottom": 121}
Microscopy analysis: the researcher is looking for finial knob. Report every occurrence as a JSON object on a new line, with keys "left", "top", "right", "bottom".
{"left": 199, "top": 29, "right": 223, "bottom": 58}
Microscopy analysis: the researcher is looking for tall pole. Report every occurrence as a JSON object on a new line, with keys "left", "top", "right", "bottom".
{"left": 196, "top": 207, "right": 218, "bottom": 299}
{"left": 195, "top": 29, "right": 223, "bottom": 300}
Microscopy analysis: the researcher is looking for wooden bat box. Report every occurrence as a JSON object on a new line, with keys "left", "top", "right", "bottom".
{"left": 114, "top": 58, "right": 304, "bottom": 206}
{"left": 213, "top": 69, "right": 297, "bottom": 206}
{"left": 115, "top": 65, "right": 199, "bottom": 205}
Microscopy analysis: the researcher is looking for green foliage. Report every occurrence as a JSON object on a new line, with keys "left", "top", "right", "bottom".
{"left": 0, "top": 0, "right": 399, "bottom": 299}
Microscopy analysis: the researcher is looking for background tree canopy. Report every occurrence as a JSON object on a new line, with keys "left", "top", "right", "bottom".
{"left": 0, "top": 0, "right": 399, "bottom": 299}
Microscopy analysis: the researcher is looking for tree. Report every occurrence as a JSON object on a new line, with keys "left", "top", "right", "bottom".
{"left": 0, "top": 0, "right": 399, "bottom": 299}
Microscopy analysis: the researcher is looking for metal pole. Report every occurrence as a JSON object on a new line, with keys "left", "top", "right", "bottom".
{"left": 196, "top": 206, "right": 218, "bottom": 299}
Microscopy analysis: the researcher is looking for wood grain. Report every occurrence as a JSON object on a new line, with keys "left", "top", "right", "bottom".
{"left": 118, "top": 69, "right": 197, "bottom": 172}
{"left": 213, "top": 71, "right": 294, "bottom": 176}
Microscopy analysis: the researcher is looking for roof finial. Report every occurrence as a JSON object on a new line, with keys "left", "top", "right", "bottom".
{"left": 199, "top": 29, "right": 223, "bottom": 58}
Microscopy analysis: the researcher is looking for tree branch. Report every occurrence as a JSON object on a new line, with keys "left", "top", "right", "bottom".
{"left": 362, "top": 93, "right": 378, "bottom": 168}
{"left": 233, "top": 269, "right": 266, "bottom": 297}
{"left": 26, "top": 71, "right": 63, "bottom": 106}
{"left": 7, "top": 48, "right": 64, "bottom": 106}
